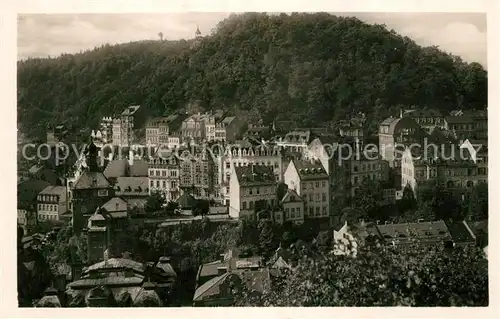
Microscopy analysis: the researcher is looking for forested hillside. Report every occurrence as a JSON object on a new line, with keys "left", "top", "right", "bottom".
{"left": 17, "top": 12, "right": 487, "bottom": 139}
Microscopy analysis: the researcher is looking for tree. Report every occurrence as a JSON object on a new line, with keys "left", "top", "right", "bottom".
{"left": 467, "top": 183, "right": 488, "bottom": 221}
{"left": 192, "top": 199, "right": 210, "bottom": 217}
{"left": 164, "top": 201, "right": 179, "bottom": 216}
{"left": 235, "top": 243, "right": 488, "bottom": 306}
{"left": 257, "top": 219, "right": 275, "bottom": 257}
{"left": 145, "top": 191, "right": 165, "bottom": 214}
{"left": 352, "top": 179, "right": 383, "bottom": 219}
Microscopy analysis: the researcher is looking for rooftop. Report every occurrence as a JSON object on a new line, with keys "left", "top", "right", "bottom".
{"left": 375, "top": 220, "right": 452, "bottom": 244}
{"left": 235, "top": 165, "right": 276, "bottom": 187}
{"left": 73, "top": 171, "right": 111, "bottom": 190}
{"left": 39, "top": 185, "right": 66, "bottom": 197}
{"left": 292, "top": 160, "right": 329, "bottom": 181}
{"left": 115, "top": 177, "right": 149, "bottom": 196}
{"left": 121, "top": 105, "right": 141, "bottom": 116}
{"left": 222, "top": 116, "right": 236, "bottom": 125}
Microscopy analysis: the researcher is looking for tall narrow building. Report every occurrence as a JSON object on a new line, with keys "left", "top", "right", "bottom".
{"left": 71, "top": 139, "right": 113, "bottom": 235}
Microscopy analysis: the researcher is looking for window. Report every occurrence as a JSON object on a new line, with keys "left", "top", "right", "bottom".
{"left": 156, "top": 181, "right": 160, "bottom": 188}
{"left": 156, "top": 170, "right": 160, "bottom": 176}
{"left": 309, "top": 194, "right": 313, "bottom": 202}
{"left": 150, "top": 180, "right": 154, "bottom": 187}
{"left": 249, "top": 201, "right": 254, "bottom": 209}
{"left": 309, "top": 207, "right": 314, "bottom": 216}
{"left": 249, "top": 188, "right": 253, "bottom": 195}
{"left": 322, "top": 181, "right": 326, "bottom": 187}
{"left": 315, "top": 182, "right": 319, "bottom": 188}
{"left": 291, "top": 207, "right": 295, "bottom": 218}
{"left": 257, "top": 188, "right": 260, "bottom": 195}
{"left": 322, "top": 206, "right": 327, "bottom": 215}
{"left": 226, "top": 162, "right": 231, "bottom": 169}
{"left": 322, "top": 193, "right": 326, "bottom": 201}
{"left": 296, "top": 207, "right": 301, "bottom": 217}
{"left": 315, "top": 193, "right": 320, "bottom": 201}
{"left": 242, "top": 201, "right": 247, "bottom": 210}
{"left": 162, "top": 170, "right": 166, "bottom": 177}
{"left": 163, "top": 181, "right": 166, "bottom": 188}
{"left": 97, "top": 189, "right": 108, "bottom": 197}
{"left": 315, "top": 206, "right": 320, "bottom": 216}
{"left": 353, "top": 176, "right": 358, "bottom": 185}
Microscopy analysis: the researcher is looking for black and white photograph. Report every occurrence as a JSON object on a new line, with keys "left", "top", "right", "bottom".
{"left": 5, "top": 0, "right": 494, "bottom": 312}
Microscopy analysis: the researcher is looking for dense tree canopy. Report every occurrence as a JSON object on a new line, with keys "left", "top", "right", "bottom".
{"left": 235, "top": 243, "right": 488, "bottom": 307}
{"left": 18, "top": 13, "right": 487, "bottom": 139}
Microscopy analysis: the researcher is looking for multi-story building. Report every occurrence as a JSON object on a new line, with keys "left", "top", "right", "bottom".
{"left": 167, "top": 134, "right": 181, "bottom": 149}
{"left": 217, "top": 141, "right": 283, "bottom": 206}
{"left": 18, "top": 179, "right": 51, "bottom": 235}
{"left": 275, "top": 130, "right": 312, "bottom": 153}
{"left": 283, "top": 159, "right": 330, "bottom": 222}
{"left": 71, "top": 141, "right": 114, "bottom": 235}
{"left": 148, "top": 154, "right": 181, "bottom": 202}
{"left": 179, "top": 146, "right": 214, "bottom": 199}
{"left": 273, "top": 188, "right": 305, "bottom": 225}
{"left": 181, "top": 112, "right": 211, "bottom": 144}
{"left": 401, "top": 142, "right": 487, "bottom": 198}
{"left": 229, "top": 165, "right": 277, "bottom": 220}
{"left": 444, "top": 110, "right": 487, "bottom": 141}
{"left": 244, "top": 125, "right": 272, "bottom": 141}
{"left": 204, "top": 113, "right": 216, "bottom": 142}
{"left": 36, "top": 186, "right": 68, "bottom": 222}
{"left": 214, "top": 116, "right": 246, "bottom": 143}
{"left": 403, "top": 109, "right": 445, "bottom": 134}
{"left": 378, "top": 115, "right": 427, "bottom": 168}
{"left": 99, "top": 117, "right": 113, "bottom": 143}
{"left": 112, "top": 105, "right": 146, "bottom": 147}
{"left": 145, "top": 114, "right": 186, "bottom": 146}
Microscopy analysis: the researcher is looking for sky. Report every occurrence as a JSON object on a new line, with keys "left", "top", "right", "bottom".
{"left": 17, "top": 12, "right": 487, "bottom": 67}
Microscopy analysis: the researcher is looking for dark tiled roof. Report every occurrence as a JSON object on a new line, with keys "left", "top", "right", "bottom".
{"left": 445, "top": 115, "right": 474, "bottom": 124}
{"left": 292, "top": 160, "right": 328, "bottom": 181}
{"left": 17, "top": 180, "right": 51, "bottom": 207}
{"left": 177, "top": 193, "right": 197, "bottom": 208}
{"left": 380, "top": 117, "right": 399, "bottom": 126}
{"left": 405, "top": 109, "right": 443, "bottom": 118}
{"left": 445, "top": 221, "right": 475, "bottom": 244}
{"left": 222, "top": 116, "right": 236, "bottom": 125}
{"left": 73, "top": 171, "right": 110, "bottom": 190}
{"left": 193, "top": 268, "right": 270, "bottom": 302}
{"left": 376, "top": 220, "right": 451, "bottom": 244}
{"left": 39, "top": 185, "right": 66, "bottom": 197}
{"left": 102, "top": 197, "right": 128, "bottom": 213}
{"left": 129, "top": 160, "right": 148, "bottom": 177}
{"left": 85, "top": 258, "right": 145, "bottom": 273}
{"left": 235, "top": 165, "right": 275, "bottom": 187}
{"left": 115, "top": 177, "right": 149, "bottom": 196}
{"left": 281, "top": 188, "right": 303, "bottom": 203}
{"left": 104, "top": 159, "right": 148, "bottom": 178}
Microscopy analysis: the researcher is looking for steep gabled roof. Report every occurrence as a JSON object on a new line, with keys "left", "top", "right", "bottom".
{"left": 73, "top": 171, "right": 110, "bottom": 190}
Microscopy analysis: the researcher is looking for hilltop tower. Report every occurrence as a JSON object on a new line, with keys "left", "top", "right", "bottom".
{"left": 191, "top": 25, "right": 203, "bottom": 49}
